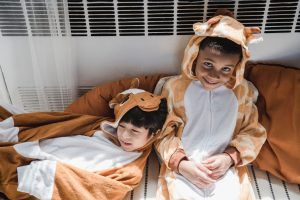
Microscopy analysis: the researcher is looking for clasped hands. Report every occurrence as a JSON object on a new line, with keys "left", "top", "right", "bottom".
{"left": 178, "top": 153, "right": 233, "bottom": 189}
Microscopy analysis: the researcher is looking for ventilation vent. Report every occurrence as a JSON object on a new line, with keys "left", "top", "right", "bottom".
{"left": 177, "top": 0, "right": 204, "bottom": 35}
{"left": 26, "top": 0, "right": 66, "bottom": 36}
{"left": 297, "top": 10, "right": 300, "bottom": 32}
{"left": 88, "top": 0, "right": 116, "bottom": 36}
{"left": 206, "top": 0, "right": 235, "bottom": 19}
{"left": 1, "top": 0, "right": 300, "bottom": 36}
{"left": 237, "top": 0, "right": 266, "bottom": 29}
{"left": 118, "top": 0, "right": 144, "bottom": 36}
{"left": 18, "top": 87, "right": 73, "bottom": 112}
{"left": 0, "top": 0, "right": 66, "bottom": 36}
{"left": 265, "top": 0, "right": 299, "bottom": 33}
{"left": 148, "top": 0, "right": 173, "bottom": 35}
{"left": 68, "top": 0, "right": 87, "bottom": 36}
{"left": 0, "top": 0, "right": 28, "bottom": 36}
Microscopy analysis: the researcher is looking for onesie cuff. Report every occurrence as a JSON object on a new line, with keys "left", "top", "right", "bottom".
{"left": 169, "top": 148, "right": 188, "bottom": 173}
{"left": 224, "top": 147, "right": 241, "bottom": 166}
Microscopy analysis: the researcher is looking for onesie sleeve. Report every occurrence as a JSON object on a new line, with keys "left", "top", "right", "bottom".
{"left": 0, "top": 111, "right": 104, "bottom": 143}
{"left": 154, "top": 82, "right": 187, "bottom": 172}
{"left": 229, "top": 81, "right": 267, "bottom": 166}
{"left": 154, "top": 112, "right": 187, "bottom": 172}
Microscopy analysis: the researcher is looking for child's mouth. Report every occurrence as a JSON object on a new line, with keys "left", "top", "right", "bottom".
{"left": 121, "top": 140, "right": 131, "bottom": 146}
{"left": 203, "top": 77, "right": 218, "bottom": 85}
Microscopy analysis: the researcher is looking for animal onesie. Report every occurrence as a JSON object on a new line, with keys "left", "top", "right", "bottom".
{"left": 0, "top": 89, "right": 171, "bottom": 200}
{"left": 154, "top": 15, "right": 267, "bottom": 200}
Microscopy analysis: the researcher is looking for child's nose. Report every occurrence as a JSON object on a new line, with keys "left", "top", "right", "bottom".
{"left": 208, "top": 70, "right": 220, "bottom": 78}
{"left": 122, "top": 130, "right": 131, "bottom": 139}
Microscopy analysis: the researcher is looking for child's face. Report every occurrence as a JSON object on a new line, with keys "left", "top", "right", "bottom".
{"left": 117, "top": 122, "right": 152, "bottom": 151}
{"left": 194, "top": 46, "right": 241, "bottom": 91}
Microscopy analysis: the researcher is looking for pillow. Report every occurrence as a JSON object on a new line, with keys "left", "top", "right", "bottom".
{"left": 65, "top": 74, "right": 167, "bottom": 117}
{"left": 246, "top": 63, "right": 300, "bottom": 184}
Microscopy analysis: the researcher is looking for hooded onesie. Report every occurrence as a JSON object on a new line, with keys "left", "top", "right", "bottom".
{"left": 0, "top": 89, "right": 168, "bottom": 200}
{"left": 154, "top": 15, "right": 267, "bottom": 200}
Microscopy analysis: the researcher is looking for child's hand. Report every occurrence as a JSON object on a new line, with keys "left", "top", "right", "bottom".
{"left": 201, "top": 153, "right": 233, "bottom": 180}
{"left": 178, "top": 160, "right": 216, "bottom": 188}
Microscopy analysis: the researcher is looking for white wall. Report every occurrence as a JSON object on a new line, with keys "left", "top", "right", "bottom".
{"left": 0, "top": 37, "right": 77, "bottom": 106}
{"left": 75, "top": 33, "right": 300, "bottom": 86}
{"left": 75, "top": 36, "right": 190, "bottom": 86}
{"left": 0, "top": 33, "right": 300, "bottom": 105}
{"left": 0, "top": 66, "right": 11, "bottom": 103}
{"left": 249, "top": 33, "right": 300, "bottom": 67}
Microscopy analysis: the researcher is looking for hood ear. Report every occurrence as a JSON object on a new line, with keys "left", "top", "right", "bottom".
{"left": 109, "top": 88, "right": 146, "bottom": 109}
{"left": 244, "top": 27, "right": 263, "bottom": 44}
{"left": 108, "top": 78, "right": 142, "bottom": 109}
{"left": 193, "top": 15, "right": 221, "bottom": 35}
{"left": 130, "top": 78, "right": 140, "bottom": 88}
{"left": 207, "top": 15, "right": 222, "bottom": 25}
{"left": 109, "top": 93, "right": 130, "bottom": 109}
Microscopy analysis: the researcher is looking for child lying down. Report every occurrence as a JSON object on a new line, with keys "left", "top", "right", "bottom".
{"left": 0, "top": 88, "right": 169, "bottom": 200}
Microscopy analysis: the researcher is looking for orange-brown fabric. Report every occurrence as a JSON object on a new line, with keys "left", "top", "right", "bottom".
{"left": 224, "top": 146, "right": 241, "bottom": 166}
{"left": 0, "top": 146, "right": 35, "bottom": 200}
{"left": 0, "top": 110, "right": 141, "bottom": 199}
{"left": 0, "top": 112, "right": 104, "bottom": 199}
{"left": 65, "top": 74, "right": 167, "bottom": 117}
{"left": 13, "top": 112, "right": 105, "bottom": 142}
{"left": 182, "top": 15, "right": 262, "bottom": 90}
{"left": 0, "top": 90, "right": 169, "bottom": 199}
{"left": 111, "top": 92, "right": 164, "bottom": 121}
{"left": 0, "top": 106, "right": 12, "bottom": 121}
{"left": 51, "top": 147, "right": 150, "bottom": 200}
{"left": 169, "top": 149, "right": 188, "bottom": 173}
{"left": 246, "top": 63, "right": 300, "bottom": 184}
{"left": 52, "top": 163, "right": 132, "bottom": 200}
{"left": 155, "top": 15, "right": 266, "bottom": 200}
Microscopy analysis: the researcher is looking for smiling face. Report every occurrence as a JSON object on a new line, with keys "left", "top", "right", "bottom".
{"left": 117, "top": 122, "right": 152, "bottom": 152}
{"left": 194, "top": 46, "right": 241, "bottom": 91}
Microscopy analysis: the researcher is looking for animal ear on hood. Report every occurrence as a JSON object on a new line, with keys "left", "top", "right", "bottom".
{"left": 109, "top": 78, "right": 141, "bottom": 109}
{"left": 244, "top": 27, "right": 263, "bottom": 44}
{"left": 207, "top": 15, "right": 222, "bottom": 25}
{"left": 109, "top": 88, "right": 147, "bottom": 109}
{"left": 109, "top": 93, "right": 130, "bottom": 109}
{"left": 130, "top": 78, "right": 140, "bottom": 89}
{"left": 193, "top": 15, "right": 222, "bottom": 35}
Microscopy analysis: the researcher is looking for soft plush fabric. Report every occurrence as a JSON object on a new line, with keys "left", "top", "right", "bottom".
{"left": 65, "top": 74, "right": 167, "bottom": 117}
{"left": 246, "top": 63, "right": 300, "bottom": 184}
{"left": 0, "top": 89, "right": 169, "bottom": 200}
{"left": 155, "top": 15, "right": 266, "bottom": 200}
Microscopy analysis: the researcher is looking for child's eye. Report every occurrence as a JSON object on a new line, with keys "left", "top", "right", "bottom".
{"left": 222, "top": 67, "right": 232, "bottom": 73}
{"left": 131, "top": 130, "right": 139, "bottom": 135}
{"left": 203, "top": 62, "right": 213, "bottom": 69}
{"left": 119, "top": 124, "right": 125, "bottom": 128}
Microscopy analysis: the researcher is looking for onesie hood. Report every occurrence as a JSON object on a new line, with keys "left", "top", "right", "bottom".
{"left": 181, "top": 15, "right": 263, "bottom": 89}
{"left": 100, "top": 88, "right": 165, "bottom": 151}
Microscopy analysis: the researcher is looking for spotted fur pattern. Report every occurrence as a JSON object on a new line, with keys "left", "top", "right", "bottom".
{"left": 155, "top": 15, "right": 266, "bottom": 200}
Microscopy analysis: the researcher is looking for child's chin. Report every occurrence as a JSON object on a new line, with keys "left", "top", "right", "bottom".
{"left": 121, "top": 146, "right": 134, "bottom": 152}
{"left": 203, "top": 85, "right": 220, "bottom": 91}
{"left": 199, "top": 79, "right": 220, "bottom": 91}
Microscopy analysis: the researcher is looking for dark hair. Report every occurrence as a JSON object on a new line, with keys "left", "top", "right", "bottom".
{"left": 120, "top": 98, "right": 168, "bottom": 136}
{"left": 199, "top": 36, "right": 243, "bottom": 60}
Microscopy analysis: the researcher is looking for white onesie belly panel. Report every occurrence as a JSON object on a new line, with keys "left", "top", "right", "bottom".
{"left": 181, "top": 81, "right": 238, "bottom": 161}
{"left": 13, "top": 131, "right": 141, "bottom": 172}
{"left": 170, "top": 81, "right": 239, "bottom": 199}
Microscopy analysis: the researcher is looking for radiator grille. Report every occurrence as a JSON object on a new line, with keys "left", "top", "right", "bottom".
{"left": 17, "top": 87, "right": 73, "bottom": 112}
{"left": 1, "top": 0, "right": 300, "bottom": 36}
